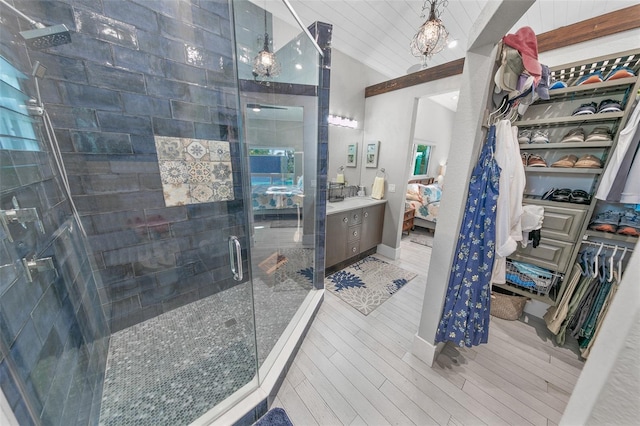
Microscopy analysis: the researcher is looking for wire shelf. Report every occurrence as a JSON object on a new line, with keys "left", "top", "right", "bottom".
{"left": 505, "top": 260, "right": 563, "bottom": 297}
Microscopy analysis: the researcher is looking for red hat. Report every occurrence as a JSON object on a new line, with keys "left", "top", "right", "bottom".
{"left": 503, "top": 26, "right": 541, "bottom": 78}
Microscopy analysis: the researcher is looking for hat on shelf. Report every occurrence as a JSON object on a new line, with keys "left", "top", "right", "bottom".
{"left": 510, "top": 74, "right": 535, "bottom": 102}
{"left": 536, "top": 64, "right": 551, "bottom": 100}
{"left": 503, "top": 26, "right": 541, "bottom": 79}
{"left": 494, "top": 45, "right": 525, "bottom": 92}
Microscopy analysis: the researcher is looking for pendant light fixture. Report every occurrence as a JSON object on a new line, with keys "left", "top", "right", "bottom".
{"left": 410, "top": 0, "right": 450, "bottom": 68}
{"left": 252, "top": 9, "right": 280, "bottom": 80}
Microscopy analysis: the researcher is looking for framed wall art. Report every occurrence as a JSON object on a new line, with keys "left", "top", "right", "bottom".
{"left": 346, "top": 143, "right": 357, "bottom": 167}
{"left": 365, "top": 140, "right": 380, "bottom": 168}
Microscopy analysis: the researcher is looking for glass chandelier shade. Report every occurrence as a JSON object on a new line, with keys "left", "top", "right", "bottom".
{"left": 252, "top": 11, "right": 280, "bottom": 79}
{"left": 410, "top": 0, "right": 450, "bottom": 63}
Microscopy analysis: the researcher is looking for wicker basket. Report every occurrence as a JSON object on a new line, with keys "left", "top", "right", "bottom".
{"left": 490, "top": 291, "right": 529, "bottom": 320}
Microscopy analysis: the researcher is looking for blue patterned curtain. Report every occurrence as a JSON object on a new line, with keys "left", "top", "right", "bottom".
{"left": 435, "top": 125, "right": 501, "bottom": 347}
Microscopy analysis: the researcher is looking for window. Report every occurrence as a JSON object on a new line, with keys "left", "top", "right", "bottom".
{"left": 248, "top": 148, "right": 295, "bottom": 185}
{"left": 0, "top": 55, "right": 40, "bottom": 151}
{"left": 411, "top": 142, "right": 432, "bottom": 177}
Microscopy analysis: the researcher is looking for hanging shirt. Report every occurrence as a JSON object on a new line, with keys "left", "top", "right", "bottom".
{"left": 607, "top": 124, "right": 640, "bottom": 201}
{"left": 619, "top": 137, "right": 640, "bottom": 204}
{"left": 596, "top": 100, "right": 640, "bottom": 200}
{"left": 581, "top": 275, "right": 619, "bottom": 358}
{"left": 544, "top": 263, "right": 582, "bottom": 334}
{"left": 491, "top": 120, "right": 526, "bottom": 284}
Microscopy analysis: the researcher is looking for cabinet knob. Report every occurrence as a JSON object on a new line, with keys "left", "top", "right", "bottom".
{"left": 352, "top": 247, "right": 357, "bottom": 253}
{"left": 364, "top": 212, "right": 369, "bottom": 217}
{"left": 353, "top": 230, "right": 358, "bottom": 237}
{"left": 353, "top": 214, "right": 358, "bottom": 220}
{"left": 343, "top": 217, "right": 348, "bottom": 223}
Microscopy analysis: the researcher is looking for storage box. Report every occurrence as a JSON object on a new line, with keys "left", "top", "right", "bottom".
{"left": 490, "top": 290, "right": 529, "bottom": 320}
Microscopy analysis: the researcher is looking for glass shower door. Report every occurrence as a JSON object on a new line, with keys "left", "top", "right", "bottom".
{"left": 232, "top": 0, "right": 323, "bottom": 379}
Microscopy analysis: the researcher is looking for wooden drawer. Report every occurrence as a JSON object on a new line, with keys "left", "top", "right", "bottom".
{"left": 403, "top": 208, "right": 415, "bottom": 221}
{"left": 348, "top": 224, "right": 361, "bottom": 242}
{"left": 347, "top": 241, "right": 360, "bottom": 257}
{"left": 402, "top": 207, "right": 415, "bottom": 234}
{"left": 535, "top": 203, "right": 588, "bottom": 242}
{"left": 511, "top": 237, "right": 574, "bottom": 272}
{"left": 348, "top": 208, "right": 363, "bottom": 225}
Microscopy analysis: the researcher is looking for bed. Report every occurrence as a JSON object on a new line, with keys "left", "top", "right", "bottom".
{"left": 251, "top": 184, "right": 303, "bottom": 212}
{"left": 405, "top": 178, "right": 441, "bottom": 231}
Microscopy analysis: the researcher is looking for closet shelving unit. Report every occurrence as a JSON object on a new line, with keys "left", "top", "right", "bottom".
{"left": 493, "top": 49, "right": 640, "bottom": 305}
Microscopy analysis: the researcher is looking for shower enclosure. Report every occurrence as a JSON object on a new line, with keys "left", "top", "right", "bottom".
{"left": 0, "top": 0, "right": 330, "bottom": 424}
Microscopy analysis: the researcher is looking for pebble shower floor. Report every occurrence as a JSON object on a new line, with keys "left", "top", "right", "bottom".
{"left": 99, "top": 248, "right": 314, "bottom": 425}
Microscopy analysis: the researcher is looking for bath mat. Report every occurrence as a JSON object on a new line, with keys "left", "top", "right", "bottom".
{"left": 254, "top": 407, "right": 293, "bottom": 426}
{"left": 410, "top": 234, "right": 433, "bottom": 247}
{"left": 256, "top": 248, "right": 314, "bottom": 292}
{"left": 325, "top": 256, "right": 416, "bottom": 315}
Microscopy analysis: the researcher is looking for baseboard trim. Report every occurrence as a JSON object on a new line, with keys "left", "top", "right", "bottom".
{"left": 411, "top": 333, "right": 444, "bottom": 367}
{"left": 377, "top": 243, "right": 399, "bottom": 260}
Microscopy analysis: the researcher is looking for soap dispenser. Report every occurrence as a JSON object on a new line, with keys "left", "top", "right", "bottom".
{"left": 336, "top": 166, "right": 345, "bottom": 184}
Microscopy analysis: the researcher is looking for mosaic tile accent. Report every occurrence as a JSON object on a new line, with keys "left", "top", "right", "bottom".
{"left": 210, "top": 141, "right": 231, "bottom": 161}
{"left": 155, "top": 136, "right": 185, "bottom": 160}
{"left": 155, "top": 136, "right": 234, "bottom": 206}
{"left": 184, "top": 139, "right": 208, "bottom": 161}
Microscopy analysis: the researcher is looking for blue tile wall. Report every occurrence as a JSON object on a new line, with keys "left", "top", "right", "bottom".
{"left": 2, "top": 1, "right": 330, "bottom": 424}
{"left": 308, "top": 21, "right": 333, "bottom": 290}
{"left": 0, "top": 360, "right": 36, "bottom": 426}
{"left": 5, "top": 0, "right": 246, "bottom": 337}
{"left": 73, "top": 8, "right": 139, "bottom": 49}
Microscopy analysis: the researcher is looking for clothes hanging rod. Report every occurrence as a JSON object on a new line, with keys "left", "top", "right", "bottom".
{"left": 581, "top": 240, "right": 634, "bottom": 253}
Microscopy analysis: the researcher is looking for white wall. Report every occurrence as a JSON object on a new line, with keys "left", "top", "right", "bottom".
{"left": 363, "top": 74, "right": 461, "bottom": 253}
{"left": 328, "top": 49, "right": 386, "bottom": 186}
{"left": 413, "top": 98, "right": 456, "bottom": 178}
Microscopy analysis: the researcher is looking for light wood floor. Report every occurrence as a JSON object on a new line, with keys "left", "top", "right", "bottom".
{"left": 273, "top": 229, "right": 584, "bottom": 425}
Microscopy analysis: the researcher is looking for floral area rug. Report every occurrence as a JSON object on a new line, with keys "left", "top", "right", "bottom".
{"left": 325, "top": 256, "right": 417, "bottom": 315}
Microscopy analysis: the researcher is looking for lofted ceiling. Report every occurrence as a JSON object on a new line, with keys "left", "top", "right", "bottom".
{"left": 265, "top": 0, "right": 639, "bottom": 82}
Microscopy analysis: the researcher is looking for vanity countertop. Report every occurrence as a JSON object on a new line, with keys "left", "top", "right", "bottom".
{"left": 326, "top": 197, "right": 386, "bottom": 215}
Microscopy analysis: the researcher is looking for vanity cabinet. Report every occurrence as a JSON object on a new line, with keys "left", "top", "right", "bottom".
{"left": 360, "top": 203, "right": 385, "bottom": 251}
{"left": 325, "top": 200, "right": 385, "bottom": 269}
{"left": 325, "top": 213, "right": 349, "bottom": 268}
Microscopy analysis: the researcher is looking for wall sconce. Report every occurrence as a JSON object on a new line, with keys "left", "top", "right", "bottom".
{"left": 328, "top": 114, "right": 358, "bottom": 129}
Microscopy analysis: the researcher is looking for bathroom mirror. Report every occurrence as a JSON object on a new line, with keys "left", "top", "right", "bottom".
{"left": 365, "top": 140, "right": 380, "bottom": 168}
{"left": 346, "top": 143, "right": 357, "bottom": 167}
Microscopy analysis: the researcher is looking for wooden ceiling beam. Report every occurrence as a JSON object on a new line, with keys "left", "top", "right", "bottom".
{"left": 365, "top": 4, "right": 640, "bottom": 98}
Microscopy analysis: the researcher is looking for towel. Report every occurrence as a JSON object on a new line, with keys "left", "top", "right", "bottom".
{"left": 371, "top": 176, "right": 384, "bottom": 199}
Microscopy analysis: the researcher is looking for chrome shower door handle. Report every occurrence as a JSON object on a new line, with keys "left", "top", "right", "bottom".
{"left": 228, "top": 236, "right": 243, "bottom": 281}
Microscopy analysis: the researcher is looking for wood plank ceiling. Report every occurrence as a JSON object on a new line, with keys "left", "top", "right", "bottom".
{"left": 266, "top": 0, "right": 639, "bottom": 81}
